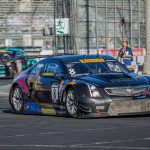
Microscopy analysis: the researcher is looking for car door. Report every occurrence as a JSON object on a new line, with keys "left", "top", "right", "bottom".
{"left": 38, "top": 60, "right": 63, "bottom": 104}
{"left": 27, "top": 59, "right": 47, "bottom": 102}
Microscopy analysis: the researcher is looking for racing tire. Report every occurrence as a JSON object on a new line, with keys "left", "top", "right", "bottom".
{"left": 10, "top": 63, "right": 17, "bottom": 78}
{"left": 9, "top": 85, "right": 24, "bottom": 114}
{"left": 65, "top": 88, "right": 79, "bottom": 118}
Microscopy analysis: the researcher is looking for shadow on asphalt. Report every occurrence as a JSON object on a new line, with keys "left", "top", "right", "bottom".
{"left": 3, "top": 109, "right": 12, "bottom": 113}
{"left": 2, "top": 108, "right": 150, "bottom": 120}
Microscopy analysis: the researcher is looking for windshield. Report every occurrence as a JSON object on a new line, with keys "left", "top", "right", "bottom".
{"left": 64, "top": 58, "right": 129, "bottom": 77}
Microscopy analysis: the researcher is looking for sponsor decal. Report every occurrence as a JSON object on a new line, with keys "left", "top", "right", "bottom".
{"left": 72, "top": 73, "right": 89, "bottom": 77}
{"left": 142, "top": 91, "right": 150, "bottom": 95}
{"left": 0, "top": 74, "right": 6, "bottom": 77}
{"left": 41, "top": 108, "right": 56, "bottom": 115}
{"left": 37, "top": 63, "right": 44, "bottom": 68}
{"left": 60, "top": 80, "right": 64, "bottom": 86}
{"left": 80, "top": 59, "right": 105, "bottom": 63}
{"left": 111, "top": 78, "right": 135, "bottom": 83}
{"left": 52, "top": 83, "right": 59, "bottom": 103}
{"left": 109, "top": 113, "right": 118, "bottom": 116}
{"left": 69, "top": 68, "right": 76, "bottom": 76}
{"left": 106, "top": 60, "right": 115, "bottom": 62}
{"left": 127, "top": 88, "right": 134, "bottom": 93}
{"left": 59, "top": 80, "right": 64, "bottom": 97}
{"left": 23, "top": 102, "right": 41, "bottom": 114}
{"left": 0, "top": 50, "right": 7, "bottom": 53}
{"left": 96, "top": 106, "right": 105, "bottom": 110}
{"left": 24, "top": 104, "right": 29, "bottom": 110}
{"left": 95, "top": 101, "right": 102, "bottom": 105}
{"left": 60, "top": 105, "right": 65, "bottom": 110}
{"left": 95, "top": 101, "right": 105, "bottom": 104}
{"left": 69, "top": 81, "right": 76, "bottom": 85}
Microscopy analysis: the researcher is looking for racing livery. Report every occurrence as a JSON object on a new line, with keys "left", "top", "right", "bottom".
{"left": 0, "top": 48, "right": 36, "bottom": 78}
{"left": 9, "top": 55, "right": 150, "bottom": 118}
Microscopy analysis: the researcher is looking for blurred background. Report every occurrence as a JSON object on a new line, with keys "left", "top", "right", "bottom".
{"left": 0, "top": 0, "right": 148, "bottom": 74}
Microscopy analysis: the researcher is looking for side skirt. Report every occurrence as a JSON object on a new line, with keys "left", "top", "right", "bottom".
{"left": 23, "top": 102, "right": 67, "bottom": 116}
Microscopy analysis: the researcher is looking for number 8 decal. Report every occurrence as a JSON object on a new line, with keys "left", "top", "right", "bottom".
{"left": 69, "top": 69, "right": 76, "bottom": 76}
{"left": 52, "top": 83, "right": 59, "bottom": 103}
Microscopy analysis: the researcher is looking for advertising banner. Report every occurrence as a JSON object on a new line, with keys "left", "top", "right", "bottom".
{"left": 100, "top": 49, "right": 146, "bottom": 57}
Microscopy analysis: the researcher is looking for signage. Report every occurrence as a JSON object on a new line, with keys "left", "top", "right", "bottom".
{"left": 55, "top": 18, "right": 70, "bottom": 35}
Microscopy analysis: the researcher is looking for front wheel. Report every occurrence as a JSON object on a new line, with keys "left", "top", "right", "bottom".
{"left": 66, "top": 88, "right": 79, "bottom": 118}
{"left": 10, "top": 85, "right": 24, "bottom": 114}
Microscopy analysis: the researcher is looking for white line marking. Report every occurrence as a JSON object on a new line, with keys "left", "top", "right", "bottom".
{"left": 40, "top": 131, "right": 63, "bottom": 135}
{"left": 0, "top": 145, "right": 149, "bottom": 149}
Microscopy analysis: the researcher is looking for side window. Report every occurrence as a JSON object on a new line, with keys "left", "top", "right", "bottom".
{"left": 46, "top": 62, "right": 62, "bottom": 74}
{"left": 30, "top": 61, "right": 46, "bottom": 75}
{"left": 7, "top": 51, "right": 15, "bottom": 57}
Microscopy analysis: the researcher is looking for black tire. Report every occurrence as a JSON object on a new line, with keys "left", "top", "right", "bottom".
{"left": 65, "top": 88, "right": 79, "bottom": 118}
{"left": 10, "top": 63, "right": 17, "bottom": 78}
{"left": 9, "top": 85, "right": 24, "bottom": 114}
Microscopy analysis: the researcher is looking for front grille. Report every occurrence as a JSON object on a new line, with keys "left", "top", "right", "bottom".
{"left": 108, "top": 99, "right": 150, "bottom": 114}
{"left": 105, "top": 86, "right": 149, "bottom": 96}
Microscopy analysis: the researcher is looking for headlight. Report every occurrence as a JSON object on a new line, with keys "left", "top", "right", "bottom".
{"left": 91, "top": 86, "right": 96, "bottom": 91}
{"left": 92, "top": 91, "right": 100, "bottom": 97}
{"left": 90, "top": 85, "right": 102, "bottom": 98}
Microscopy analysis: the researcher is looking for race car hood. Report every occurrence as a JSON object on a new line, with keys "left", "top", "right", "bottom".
{"left": 75, "top": 73, "right": 149, "bottom": 87}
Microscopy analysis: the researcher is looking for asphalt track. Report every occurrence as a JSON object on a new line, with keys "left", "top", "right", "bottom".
{"left": 0, "top": 79, "right": 150, "bottom": 150}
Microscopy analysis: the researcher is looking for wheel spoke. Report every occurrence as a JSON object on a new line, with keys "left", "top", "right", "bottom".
{"left": 12, "top": 87, "right": 23, "bottom": 111}
{"left": 66, "top": 90, "right": 78, "bottom": 116}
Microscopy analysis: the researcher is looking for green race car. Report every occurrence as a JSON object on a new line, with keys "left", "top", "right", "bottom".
{"left": 0, "top": 48, "right": 36, "bottom": 78}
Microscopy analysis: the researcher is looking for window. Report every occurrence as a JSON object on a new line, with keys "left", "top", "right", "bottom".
{"left": 30, "top": 61, "right": 46, "bottom": 75}
{"left": 15, "top": 51, "right": 27, "bottom": 56}
{"left": 46, "top": 62, "right": 62, "bottom": 74}
{"left": 106, "top": 61, "right": 124, "bottom": 73}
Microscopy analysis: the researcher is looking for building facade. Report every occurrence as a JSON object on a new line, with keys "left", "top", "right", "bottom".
{"left": 73, "top": 0, "right": 146, "bottom": 56}
{"left": 0, "top": 0, "right": 54, "bottom": 50}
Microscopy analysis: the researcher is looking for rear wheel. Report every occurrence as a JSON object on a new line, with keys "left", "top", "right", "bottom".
{"left": 66, "top": 88, "right": 79, "bottom": 118}
{"left": 10, "top": 85, "right": 24, "bottom": 114}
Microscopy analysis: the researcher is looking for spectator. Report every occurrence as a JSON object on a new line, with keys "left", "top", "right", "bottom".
{"left": 118, "top": 40, "right": 133, "bottom": 66}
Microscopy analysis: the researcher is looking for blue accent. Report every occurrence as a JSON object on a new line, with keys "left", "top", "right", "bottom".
{"left": 137, "top": 96, "right": 146, "bottom": 99}
{"left": 95, "top": 101, "right": 102, "bottom": 105}
{"left": 23, "top": 102, "right": 41, "bottom": 114}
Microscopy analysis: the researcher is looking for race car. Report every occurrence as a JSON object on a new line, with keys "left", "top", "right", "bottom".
{"left": 0, "top": 48, "right": 36, "bottom": 78}
{"left": 9, "top": 55, "right": 150, "bottom": 118}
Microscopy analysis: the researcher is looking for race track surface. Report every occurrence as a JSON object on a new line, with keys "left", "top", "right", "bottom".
{"left": 0, "top": 79, "right": 150, "bottom": 150}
